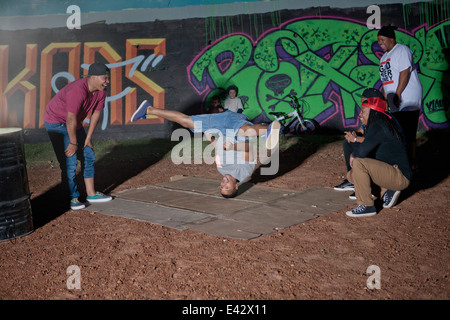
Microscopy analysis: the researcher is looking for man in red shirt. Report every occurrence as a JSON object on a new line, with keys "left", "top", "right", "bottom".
{"left": 44, "top": 62, "right": 113, "bottom": 210}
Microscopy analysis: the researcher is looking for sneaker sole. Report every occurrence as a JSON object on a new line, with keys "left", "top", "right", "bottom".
{"left": 265, "top": 121, "right": 281, "bottom": 150}
{"left": 131, "top": 100, "right": 150, "bottom": 122}
{"left": 383, "top": 190, "right": 401, "bottom": 208}
{"left": 333, "top": 186, "right": 355, "bottom": 191}
{"left": 71, "top": 204, "right": 86, "bottom": 210}
{"left": 87, "top": 197, "right": 112, "bottom": 203}
{"left": 345, "top": 210, "right": 377, "bottom": 217}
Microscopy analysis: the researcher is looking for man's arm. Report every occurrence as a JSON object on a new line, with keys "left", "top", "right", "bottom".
{"left": 231, "top": 141, "right": 249, "bottom": 152}
{"left": 352, "top": 121, "right": 383, "bottom": 159}
{"left": 241, "top": 144, "right": 253, "bottom": 162}
{"left": 65, "top": 111, "right": 79, "bottom": 157}
{"left": 204, "top": 133, "right": 217, "bottom": 149}
{"left": 84, "top": 109, "right": 102, "bottom": 149}
{"left": 218, "top": 138, "right": 254, "bottom": 162}
{"left": 395, "top": 68, "right": 411, "bottom": 106}
{"left": 225, "top": 141, "right": 253, "bottom": 162}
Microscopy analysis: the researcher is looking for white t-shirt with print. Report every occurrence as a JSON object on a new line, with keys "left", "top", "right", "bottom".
{"left": 379, "top": 43, "right": 423, "bottom": 111}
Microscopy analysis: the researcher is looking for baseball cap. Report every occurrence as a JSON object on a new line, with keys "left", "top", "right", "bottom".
{"left": 378, "top": 25, "right": 397, "bottom": 39}
{"left": 362, "top": 97, "right": 392, "bottom": 119}
{"left": 356, "top": 88, "right": 384, "bottom": 100}
{"left": 85, "top": 62, "right": 110, "bottom": 76}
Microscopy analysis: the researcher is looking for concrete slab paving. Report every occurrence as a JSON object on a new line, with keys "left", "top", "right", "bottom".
{"left": 186, "top": 219, "right": 263, "bottom": 240}
{"left": 87, "top": 176, "right": 352, "bottom": 240}
{"left": 226, "top": 205, "right": 317, "bottom": 234}
{"left": 85, "top": 198, "right": 215, "bottom": 230}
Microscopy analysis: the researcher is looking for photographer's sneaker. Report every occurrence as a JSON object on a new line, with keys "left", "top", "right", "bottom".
{"left": 87, "top": 192, "right": 112, "bottom": 203}
{"left": 346, "top": 205, "right": 377, "bottom": 217}
{"left": 382, "top": 190, "right": 401, "bottom": 208}
{"left": 262, "top": 121, "right": 281, "bottom": 150}
{"left": 70, "top": 198, "right": 85, "bottom": 210}
{"left": 334, "top": 179, "right": 354, "bottom": 191}
{"left": 131, "top": 100, "right": 151, "bottom": 122}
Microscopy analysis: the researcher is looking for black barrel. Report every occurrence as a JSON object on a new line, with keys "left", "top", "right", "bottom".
{"left": 0, "top": 128, "right": 33, "bottom": 241}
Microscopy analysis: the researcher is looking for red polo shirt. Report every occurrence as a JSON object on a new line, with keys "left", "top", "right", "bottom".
{"left": 44, "top": 77, "right": 106, "bottom": 129}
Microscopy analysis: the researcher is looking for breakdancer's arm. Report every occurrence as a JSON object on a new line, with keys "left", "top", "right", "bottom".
{"left": 223, "top": 141, "right": 253, "bottom": 162}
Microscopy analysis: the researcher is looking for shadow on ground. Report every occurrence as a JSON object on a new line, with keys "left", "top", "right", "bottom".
{"left": 403, "top": 128, "right": 450, "bottom": 198}
{"left": 31, "top": 138, "right": 178, "bottom": 229}
{"left": 250, "top": 133, "right": 341, "bottom": 184}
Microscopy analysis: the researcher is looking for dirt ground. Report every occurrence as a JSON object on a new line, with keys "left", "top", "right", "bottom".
{"left": 0, "top": 130, "right": 449, "bottom": 302}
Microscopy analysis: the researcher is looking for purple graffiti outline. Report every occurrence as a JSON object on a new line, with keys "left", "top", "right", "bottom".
{"left": 186, "top": 32, "right": 257, "bottom": 96}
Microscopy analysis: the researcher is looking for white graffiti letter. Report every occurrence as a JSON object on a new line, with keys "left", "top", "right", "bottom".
{"left": 366, "top": 265, "right": 381, "bottom": 290}
{"left": 66, "top": 5, "right": 81, "bottom": 30}
{"left": 366, "top": 5, "right": 380, "bottom": 30}
{"left": 66, "top": 265, "right": 81, "bottom": 290}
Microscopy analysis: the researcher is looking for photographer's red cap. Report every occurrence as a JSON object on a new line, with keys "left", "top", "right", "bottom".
{"left": 362, "top": 97, "right": 392, "bottom": 119}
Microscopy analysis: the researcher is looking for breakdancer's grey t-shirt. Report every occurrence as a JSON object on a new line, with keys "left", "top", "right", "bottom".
{"left": 215, "top": 148, "right": 255, "bottom": 183}
{"left": 188, "top": 111, "right": 256, "bottom": 182}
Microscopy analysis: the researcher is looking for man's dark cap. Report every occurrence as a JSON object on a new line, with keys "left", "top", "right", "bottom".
{"left": 87, "top": 62, "right": 110, "bottom": 76}
{"left": 356, "top": 88, "right": 384, "bottom": 100}
{"left": 378, "top": 25, "right": 398, "bottom": 39}
{"left": 362, "top": 88, "right": 384, "bottom": 99}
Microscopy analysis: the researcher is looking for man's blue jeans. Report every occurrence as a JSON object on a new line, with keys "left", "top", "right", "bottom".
{"left": 44, "top": 121, "right": 95, "bottom": 200}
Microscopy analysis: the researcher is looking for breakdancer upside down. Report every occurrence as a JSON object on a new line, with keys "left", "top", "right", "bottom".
{"left": 131, "top": 101, "right": 280, "bottom": 198}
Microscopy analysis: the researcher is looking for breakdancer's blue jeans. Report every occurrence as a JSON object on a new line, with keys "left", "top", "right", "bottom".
{"left": 44, "top": 121, "right": 95, "bottom": 200}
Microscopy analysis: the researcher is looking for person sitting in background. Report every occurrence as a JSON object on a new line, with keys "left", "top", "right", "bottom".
{"left": 207, "top": 95, "right": 224, "bottom": 114}
{"left": 224, "top": 85, "right": 244, "bottom": 113}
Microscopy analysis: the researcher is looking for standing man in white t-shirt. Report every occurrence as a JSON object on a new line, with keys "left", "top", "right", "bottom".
{"left": 378, "top": 25, "right": 423, "bottom": 170}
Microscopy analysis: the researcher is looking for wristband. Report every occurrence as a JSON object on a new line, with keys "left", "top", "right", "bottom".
{"left": 354, "top": 136, "right": 357, "bottom": 143}
{"left": 69, "top": 142, "right": 78, "bottom": 146}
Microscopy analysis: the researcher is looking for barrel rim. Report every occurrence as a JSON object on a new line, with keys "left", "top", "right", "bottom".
{"left": 0, "top": 128, "right": 23, "bottom": 134}
{"left": 0, "top": 229, "right": 34, "bottom": 242}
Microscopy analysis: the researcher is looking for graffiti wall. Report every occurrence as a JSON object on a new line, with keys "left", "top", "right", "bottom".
{"left": 0, "top": 3, "right": 449, "bottom": 142}
{"left": 190, "top": 16, "right": 450, "bottom": 131}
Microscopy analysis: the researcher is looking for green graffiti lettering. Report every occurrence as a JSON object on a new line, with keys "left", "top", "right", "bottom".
{"left": 188, "top": 17, "right": 450, "bottom": 130}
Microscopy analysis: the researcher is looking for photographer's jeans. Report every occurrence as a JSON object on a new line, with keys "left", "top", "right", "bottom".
{"left": 44, "top": 121, "right": 95, "bottom": 200}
